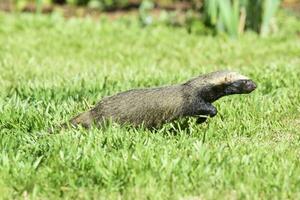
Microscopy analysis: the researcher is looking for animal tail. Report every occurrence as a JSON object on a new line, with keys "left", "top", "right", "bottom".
{"left": 69, "top": 111, "right": 93, "bottom": 128}
{"left": 48, "top": 111, "right": 93, "bottom": 133}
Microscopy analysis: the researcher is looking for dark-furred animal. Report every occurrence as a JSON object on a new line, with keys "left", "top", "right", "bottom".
{"left": 63, "top": 70, "right": 256, "bottom": 130}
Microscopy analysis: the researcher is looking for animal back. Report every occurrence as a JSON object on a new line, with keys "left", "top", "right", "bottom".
{"left": 92, "top": 86, "right": 184, "bottom": 127}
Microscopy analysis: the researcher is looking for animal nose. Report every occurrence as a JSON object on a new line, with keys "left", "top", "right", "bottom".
{"left": 244, "top": 80, "right": 257, "bottom": 92}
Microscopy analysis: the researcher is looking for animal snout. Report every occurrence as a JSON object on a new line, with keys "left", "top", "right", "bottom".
{"left": 244, "top": 80, "right": 257, "bottom": 92}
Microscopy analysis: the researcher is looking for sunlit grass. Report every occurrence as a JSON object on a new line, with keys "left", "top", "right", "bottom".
{"left": 0, "top": 12, "right": 300, "bottom": 199}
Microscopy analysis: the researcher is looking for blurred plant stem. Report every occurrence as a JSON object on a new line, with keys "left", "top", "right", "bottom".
{"left": 204, "top": 0, "right": 281, "bottom": 37}
{"left": 36, "top": 0, "right": 42, "bottom": 13}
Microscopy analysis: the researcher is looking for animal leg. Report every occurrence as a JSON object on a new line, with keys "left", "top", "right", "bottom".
{"left": 195, "top": 101, "right": 217, "bottom": 124}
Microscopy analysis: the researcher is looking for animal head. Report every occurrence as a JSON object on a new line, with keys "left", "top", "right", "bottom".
{"left": 207, "top": 70, "right": 256, "bottom": 94}
{"left": 185, "top": 70, "right": 257, "bottom": 102}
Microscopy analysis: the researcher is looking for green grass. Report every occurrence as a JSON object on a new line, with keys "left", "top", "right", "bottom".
{"left": 0, "top": 11, "right": 300, "bottom": 199}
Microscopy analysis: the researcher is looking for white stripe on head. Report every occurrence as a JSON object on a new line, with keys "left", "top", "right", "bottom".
{"left": 204, "top": 70, "right": 250, "bottom": 85}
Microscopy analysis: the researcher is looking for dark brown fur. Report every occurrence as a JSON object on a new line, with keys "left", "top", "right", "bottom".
{"left": 63, "top": 70, "right": 256, "bottom": 130}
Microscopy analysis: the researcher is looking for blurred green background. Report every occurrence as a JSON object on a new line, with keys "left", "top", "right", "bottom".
{"left": 1, "top": 0, "right": 299, "bottom": 37}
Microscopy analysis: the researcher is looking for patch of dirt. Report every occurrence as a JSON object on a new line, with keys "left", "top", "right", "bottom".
{"left": 23, "top": 3, "right": 54, "bottom": 13}
{"left": 1, "top": 0, "right": 299, "bottom": 21}
{"left": 282, "top": 0, "right": 300, "bottom": 16}
{"left": 0, "top": 0, "right": 193, "bottom": 20}
{"left": 0, "top": 1, "right": 11, "bottom": 12}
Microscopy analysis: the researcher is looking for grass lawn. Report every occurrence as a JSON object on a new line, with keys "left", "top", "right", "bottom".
{"left": 0, "top": 11, "right": 300, "bottom": 199}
